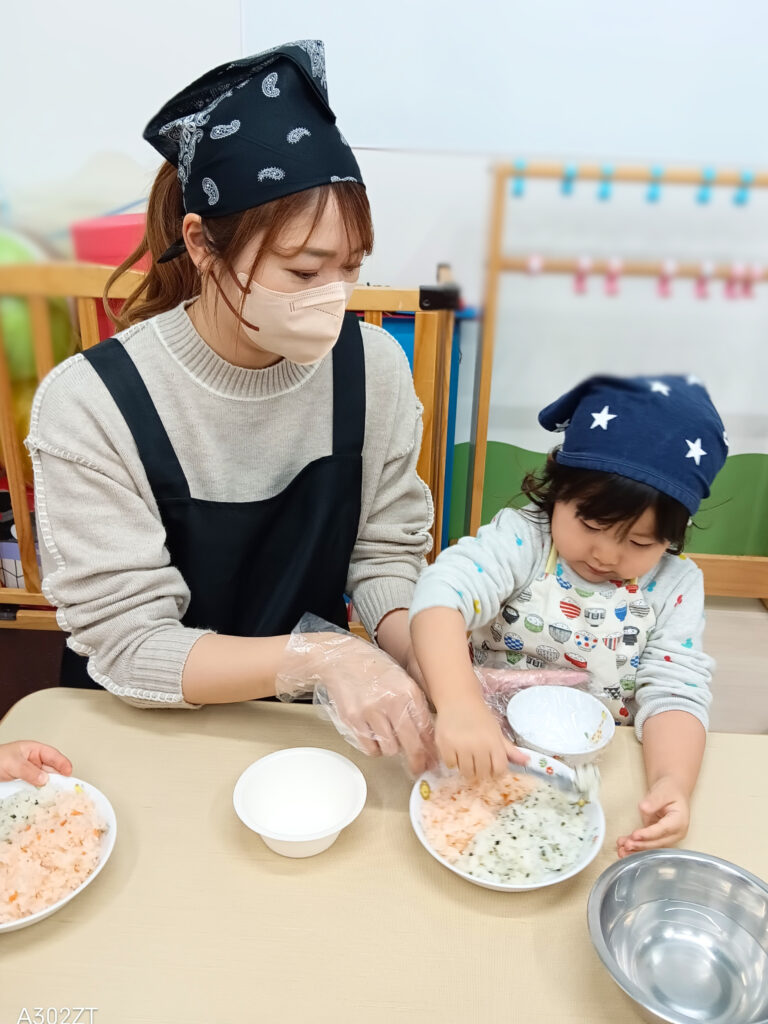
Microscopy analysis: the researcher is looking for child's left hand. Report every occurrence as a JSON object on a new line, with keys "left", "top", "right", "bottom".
{"left": 0, "top": 741, "right": 73, "bottom": 787}
{"left": 616, "top": 775, "right": 690, "bottom": 858}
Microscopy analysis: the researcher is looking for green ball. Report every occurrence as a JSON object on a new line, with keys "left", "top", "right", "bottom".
{"left": 0, "top": 229, "right": 74, "bottom": 381}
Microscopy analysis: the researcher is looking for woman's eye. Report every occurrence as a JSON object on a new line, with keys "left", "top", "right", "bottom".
{"left": 631, "top": 541, "right": 653, "bottom": 548}
{"left": 291, "top": 271, "right": 319, "bottom": 281}
{"left": 580, "top": 521, "right": 600, "bottom": 532}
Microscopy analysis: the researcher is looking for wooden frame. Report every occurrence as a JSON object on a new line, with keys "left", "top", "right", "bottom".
{"left": 468, "top": 163, "right": 768, "bottom": 602}
{"left": 0, "top": 264, "right": 456, "bottom": 632}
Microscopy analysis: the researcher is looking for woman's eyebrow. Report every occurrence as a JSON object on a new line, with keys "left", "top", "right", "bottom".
{"left": 296, "top": 246, "right": 365, "bottom": 259}
{"left": 299, "top": 247, "right": 337, "bottom": 257}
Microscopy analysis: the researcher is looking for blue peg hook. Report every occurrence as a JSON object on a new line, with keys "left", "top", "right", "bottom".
{"left": 511, "top": 159, "right": 527, "bottom": 198}
{"left": 561, "top": 163, "right": 578, "bottom": 196}
{"left": 734, "top": 170, "right": 754, "bottom": 206}
{"left": 597, "top": 164, "right": 614, "bottom": 201}
{"left": 696, "top": 167, "right": 716, "bottom": 204}
{"left": 646, "top": 165, "right": 663, "bottom": 203}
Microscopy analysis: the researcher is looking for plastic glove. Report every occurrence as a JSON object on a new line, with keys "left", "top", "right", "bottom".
{"left": 276, "top": 614, "right": 437, "bottom": 775}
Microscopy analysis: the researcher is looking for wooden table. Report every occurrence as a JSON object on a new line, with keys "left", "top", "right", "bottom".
{"left": 1, "top": 688, "right": 766, "bottom": 1024}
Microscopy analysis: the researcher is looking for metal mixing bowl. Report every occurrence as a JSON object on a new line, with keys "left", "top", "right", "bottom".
{"left": 588, "top": 849, "right": 768, "bottom": 1024}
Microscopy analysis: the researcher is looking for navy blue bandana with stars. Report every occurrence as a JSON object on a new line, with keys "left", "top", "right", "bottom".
{"left": 143, "top": 40, "right": 362, "bottom": 260}
{"left": 538, "top": 375, "right": 728, "bottom": 515}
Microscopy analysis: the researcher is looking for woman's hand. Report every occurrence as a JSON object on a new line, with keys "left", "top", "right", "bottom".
{"left": 0, "top": 741, "right": 73, "bottom": 787}
{"left": 276, "top": 624, "right": 437, "bottom": 774}
{"left": 319, "top": 657, "right": 437, "bottom": 774}
{"left": 616, "top": 775, "right": 690, "bottom": 857}
{"left": 435, "top": 692, "right": 527, "bottom": 779}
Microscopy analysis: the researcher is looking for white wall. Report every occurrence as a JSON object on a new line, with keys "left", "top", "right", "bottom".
{"left": 1, "top": 0, "right": 241, "bottom": 236}
{"left": 241, "top": 0, "right": 768, "bottom": 161}
{"left": 2, "top": 1, "right": 766, "bottom": 457}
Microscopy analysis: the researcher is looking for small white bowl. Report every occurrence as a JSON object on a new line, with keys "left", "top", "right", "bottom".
{"left": 233, "top": 747, "right": 367, "bottom": 858}
{"left": 506, "top": 685, "right": 615, "bottom": 766}
{"left": 0, "top": 774, "right": 117, "bottom": 933}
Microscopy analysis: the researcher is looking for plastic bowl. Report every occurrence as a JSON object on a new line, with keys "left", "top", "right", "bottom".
{"left": 506, "top": 685, "right": 615, "bottom": 766}
{"left": 588, "top": 849, "right": 768, "bottom": 1023}
{"left": 233, "top": 747, "right": 367, "bottom": 858}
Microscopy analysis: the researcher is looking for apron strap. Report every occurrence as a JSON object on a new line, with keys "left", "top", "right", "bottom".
{"left": 83, "top": 338, "right": 191, "bottom": 500}
{"left": 331, "top": 312, "right": 366, "bottom": 457}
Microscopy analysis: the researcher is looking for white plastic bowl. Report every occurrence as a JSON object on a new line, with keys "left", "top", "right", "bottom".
{"left": 0, "top": 774, "right": 117, "bottom": 933}
{"left": 506, "top": 685, "right": 615, "bottom": 766}
{"left": 410, "top": 769, "right": 605, "bottom": 892}
{"left": 233, "top": 747, "right": 367, "bottom": 858}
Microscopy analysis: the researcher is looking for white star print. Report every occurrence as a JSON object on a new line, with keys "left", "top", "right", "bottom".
{"left": 723, "top": 430, "right": 729, "bottom": 448}
{"left": 685, "top": 438, "right": 707, "bottom": 465}
{"left": 649, "top": 380, "right": 671, "bottom": 396}
{"left": 686, "top": 374, "right": 704, "bottom": 387}
{"left": 591, "top": 406, "right": 617, "bottom": 430}
{"left": 554, "top": 419, "right": 571, "bottom": 432}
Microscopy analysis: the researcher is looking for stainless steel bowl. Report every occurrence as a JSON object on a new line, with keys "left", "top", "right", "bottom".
{"left": 588, "top": 850, "right": 768, "bottom": 1024}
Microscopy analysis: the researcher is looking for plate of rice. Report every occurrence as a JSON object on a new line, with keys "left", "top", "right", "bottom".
{"left": 0, "top": 774, "right": 116, "bottom": 932}
{"left": 410, "top": 770, "right": 604, "bottom": 892}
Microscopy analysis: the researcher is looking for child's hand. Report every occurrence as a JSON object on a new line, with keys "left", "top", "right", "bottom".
{"left": 616, "top": 775, "right": 690, "bottom": 858}
{"left": 435, "top": 694, "right": 527, "bottom": 779}
{"left": 0, "top": 741, "right": 73, "bottom": 787}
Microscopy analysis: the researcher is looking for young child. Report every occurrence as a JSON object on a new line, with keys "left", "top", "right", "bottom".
{"left": 0, "top": 741, "right": 72, "bottom": 786}
{"left": 410, "top": 374, "right": 728, "bottom": 856}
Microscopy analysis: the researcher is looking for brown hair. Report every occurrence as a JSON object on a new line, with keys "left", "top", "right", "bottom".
{"left": 104, "top": 162, "right": 374, "bottom": 331}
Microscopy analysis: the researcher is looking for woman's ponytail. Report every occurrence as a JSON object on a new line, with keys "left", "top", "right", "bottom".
{"left": 104, "top": 162, "right": 199, "bottom": 330}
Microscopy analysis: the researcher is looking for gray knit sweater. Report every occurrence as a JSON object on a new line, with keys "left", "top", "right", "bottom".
{"left": 26, "top": 302, "right": 433, "bottom": 707}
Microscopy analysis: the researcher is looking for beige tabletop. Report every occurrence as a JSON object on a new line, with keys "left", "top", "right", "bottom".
{"left": 0, "top": 688, "right": 766, "bottom": 1024}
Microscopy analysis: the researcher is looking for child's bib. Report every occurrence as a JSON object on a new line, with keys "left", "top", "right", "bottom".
{"left": 471, "top": 544, "right": 656, "bottom": 725}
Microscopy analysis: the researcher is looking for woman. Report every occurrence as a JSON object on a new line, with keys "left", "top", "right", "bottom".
{"left": 27, "top": 41, "right": 434, "bottom": 770}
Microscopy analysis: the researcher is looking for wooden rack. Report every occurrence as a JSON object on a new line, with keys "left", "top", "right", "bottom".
{"left": 467, "top": 163, "right": 768, "bottom": 603}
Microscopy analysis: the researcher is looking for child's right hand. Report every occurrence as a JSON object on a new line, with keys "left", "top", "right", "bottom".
{"left": 0, "top": 741, "right": 73, "bottom": 787}
{"left": 435, "top": 695, "right": 527, "bottom": 779}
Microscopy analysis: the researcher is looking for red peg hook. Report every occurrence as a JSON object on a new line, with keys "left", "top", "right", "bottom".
{"left": 604, "top": 258, "right": 623, "bottom": 297}
{"left": 573, "top": 256, "right": 592, "bottom": 295}
{"left": 695, "top": 261, "right": 714, "bottom": 300}
{"left": 657, "top": 259, "right": 678, "bottom": 299}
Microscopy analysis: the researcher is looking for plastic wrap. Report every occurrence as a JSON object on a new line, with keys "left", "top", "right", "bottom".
{"left": 275, "top": 614, "right": 437, "bottom": 775}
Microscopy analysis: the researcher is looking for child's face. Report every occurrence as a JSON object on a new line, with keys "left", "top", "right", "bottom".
{"left": 551, "top": 501, "right": 668, "bottom": 583}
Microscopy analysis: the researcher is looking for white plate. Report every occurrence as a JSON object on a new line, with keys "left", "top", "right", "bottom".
{"left": 410, "top": 770, "right": 605, "bottom": 892}
{"left": 0, "top": 774, "right": 117, "bottom": 932}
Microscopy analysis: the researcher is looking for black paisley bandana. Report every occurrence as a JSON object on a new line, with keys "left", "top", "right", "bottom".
{"left": 142, "top": 40, "right": 363, "bottom": 261}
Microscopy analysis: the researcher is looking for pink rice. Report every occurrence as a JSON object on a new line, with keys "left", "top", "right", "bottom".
{"left": 0, "top": 788, "right": 106, "bottom": 923}
{"left": 420, "top": 773, "right": 537, "bottom": 864}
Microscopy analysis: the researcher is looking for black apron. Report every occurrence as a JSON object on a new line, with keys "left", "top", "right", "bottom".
{"left": 61, "top": 312, "right": 365, "bottom": 688}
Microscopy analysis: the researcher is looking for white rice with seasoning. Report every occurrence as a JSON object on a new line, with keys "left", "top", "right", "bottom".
{"left": 0, "top": 783, "right": 107, "bottom": 923}
{"left": 421, "top": 774, "right": 591, "bottom": 885}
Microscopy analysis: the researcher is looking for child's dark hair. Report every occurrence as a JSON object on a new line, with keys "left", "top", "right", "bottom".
{"left": 520, "top": 449, "right": 690, "bottom": 554}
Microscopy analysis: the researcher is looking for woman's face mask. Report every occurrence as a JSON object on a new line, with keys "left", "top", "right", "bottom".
{"left": 235, "top": 274, "right": 356, "bottom": 365}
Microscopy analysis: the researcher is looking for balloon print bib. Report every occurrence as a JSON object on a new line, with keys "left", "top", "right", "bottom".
{"left": 471, "top": 544, "right": 656, "bottom": 725}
